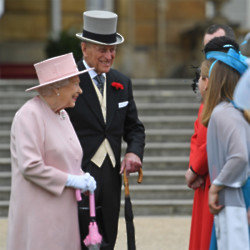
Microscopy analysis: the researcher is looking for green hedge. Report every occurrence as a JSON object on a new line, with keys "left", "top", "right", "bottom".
{"left": 45, "top": 31, "right": 82, "bottom": 62}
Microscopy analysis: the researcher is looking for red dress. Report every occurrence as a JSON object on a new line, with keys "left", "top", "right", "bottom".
{"left": 188, "top": 103, "right": 213, "bottom": 250}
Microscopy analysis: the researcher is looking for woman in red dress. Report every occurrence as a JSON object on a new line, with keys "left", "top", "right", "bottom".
{"left": 185, "top": 60, "right": 213, "bottom": 250}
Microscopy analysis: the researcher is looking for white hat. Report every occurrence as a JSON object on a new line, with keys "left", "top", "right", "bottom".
{"left": 76, "top": 10, "right": 124, "bottom": 45}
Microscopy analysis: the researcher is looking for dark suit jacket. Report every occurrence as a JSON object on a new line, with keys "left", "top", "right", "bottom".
{"left": 66, "top": 60, "right": 145, "bottom": 168}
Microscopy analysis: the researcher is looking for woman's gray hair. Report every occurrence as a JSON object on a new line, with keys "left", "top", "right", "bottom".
{"left": 36, "top": 79, "right": 69, "bottom": 96}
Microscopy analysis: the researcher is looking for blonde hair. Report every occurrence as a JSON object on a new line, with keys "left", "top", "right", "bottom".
{"left": 200, "top": 60, "right": 212, "bottom": 79}
{"left": 243, "top": 110, "right": 250, "bottom": 123}
{"left": 202, "top": 59, "right": 241, "bottom": 127}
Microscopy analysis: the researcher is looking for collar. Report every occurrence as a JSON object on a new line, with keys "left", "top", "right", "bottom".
{"left": 227, "top": 98, "right": 243, "bottom": 111}
{"left": 83, "top": 60, "right": 106, "bottom": 80}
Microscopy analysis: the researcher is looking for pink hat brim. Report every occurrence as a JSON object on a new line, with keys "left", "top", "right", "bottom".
{"left": 25, "top": 67, "right": 94, "bottom": 92}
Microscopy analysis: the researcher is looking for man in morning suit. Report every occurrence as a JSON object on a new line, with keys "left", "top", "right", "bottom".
{"left": 66, "top": 10, "right": 145, "bottom": 250}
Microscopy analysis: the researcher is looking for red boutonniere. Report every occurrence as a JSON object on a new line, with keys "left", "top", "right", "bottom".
{"left": 111, "top": 82, "right": 124, "bottom": 90}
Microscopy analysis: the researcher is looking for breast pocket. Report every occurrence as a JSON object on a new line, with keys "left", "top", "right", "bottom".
{"left": 116, "top": 100, "right": 129, "bottom": 125}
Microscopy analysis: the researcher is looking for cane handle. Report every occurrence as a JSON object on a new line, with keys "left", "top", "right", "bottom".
{"left": 123, "top": 168, "right": 143, "bottom": 196}
{"left": 123, "top": 169, "right": 130, "bottom": 196}
{"left": 137, "top": 168, "right": 143, "bottom": 184}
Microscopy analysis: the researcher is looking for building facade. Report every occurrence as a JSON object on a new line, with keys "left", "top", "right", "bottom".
{"left": 0, "top": 0, "right": 249, "bottom": 78}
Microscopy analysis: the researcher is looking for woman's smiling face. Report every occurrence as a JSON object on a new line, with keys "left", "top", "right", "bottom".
{"left": 57, "top": 76, "right": 82, "bottom": 109}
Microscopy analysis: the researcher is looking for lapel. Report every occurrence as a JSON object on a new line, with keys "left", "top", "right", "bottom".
{"left": 106, "top": 71, "right": 119, "bottom": 129}
{"left": 77, "top": 61, "right": 105, "bottom": 126}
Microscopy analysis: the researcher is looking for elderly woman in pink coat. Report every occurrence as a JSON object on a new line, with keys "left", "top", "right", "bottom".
{"left": 7, "top": 53, "right": 96, "bottom": 250}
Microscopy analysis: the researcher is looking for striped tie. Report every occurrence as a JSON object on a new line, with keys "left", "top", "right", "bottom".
{"left": 94, "top": 75, "right": 105, "bottom": 95}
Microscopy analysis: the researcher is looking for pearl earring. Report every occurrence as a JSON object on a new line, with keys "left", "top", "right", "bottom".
{"left": 57, "top": 93, "right": 60, "bottom": 96}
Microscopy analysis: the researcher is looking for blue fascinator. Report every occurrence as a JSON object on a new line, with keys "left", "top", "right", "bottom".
{"left": 205, "top": 48, "right": 248, "bottom": 76}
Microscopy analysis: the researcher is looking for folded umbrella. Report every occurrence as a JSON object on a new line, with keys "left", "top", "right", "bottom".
{"left": 76, "top": 190, "right": 102, "bottom": 250}
{"left": 76, "top": 189, "right": 82, "bottom": 201}
{"left": 123, "top": 168, "right": 143, "bottom": 250}
{"left": 84, "top": 192, "right": 102, "bottom": 250}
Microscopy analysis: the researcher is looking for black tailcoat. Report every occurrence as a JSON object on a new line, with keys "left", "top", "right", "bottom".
{"left": 66, "top": 61, "right": 145, "bottom": 249}
{"left": 67, "top": 61, "right": 145, "bottom": 168}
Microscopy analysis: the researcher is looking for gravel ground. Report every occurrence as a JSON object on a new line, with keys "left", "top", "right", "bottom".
{"left": 0, "top": 216, "right": 191, "bottom": 250}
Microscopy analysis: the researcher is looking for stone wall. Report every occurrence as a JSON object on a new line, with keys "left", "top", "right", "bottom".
{"left": 0, "top": 0, "right": 84, "bottom": 41}
{"left": 0, "top": 0, "right": 207, "bottom": 77}
{"left": 116, "top": 0, "right": 206, "bottom": 77}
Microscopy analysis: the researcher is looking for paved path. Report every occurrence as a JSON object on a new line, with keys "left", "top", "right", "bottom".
{"left": 0, "top": 218, "right": 7, "bottom": 250}
{"left": 0, "top": 216, "right": 191, "bottom": 250}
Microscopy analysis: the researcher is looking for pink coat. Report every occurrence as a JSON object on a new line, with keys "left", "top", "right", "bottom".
{"left": 7, "top": 96, "right": 83, "bottom": 250}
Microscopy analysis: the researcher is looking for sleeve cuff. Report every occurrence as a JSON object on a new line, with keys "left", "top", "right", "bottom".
{"left": 190, "top": 166, "right": 198, "bottom": 175}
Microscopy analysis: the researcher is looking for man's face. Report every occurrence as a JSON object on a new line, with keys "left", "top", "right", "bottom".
{"left": 81, "top": 42, "right": 116, "bottom": 74}
{"left": 203, "top": 28, "right": 226, "bottom": 46}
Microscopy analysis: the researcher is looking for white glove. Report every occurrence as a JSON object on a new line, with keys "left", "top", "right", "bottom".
{"left": 66, "top": 173, "right": 96, "bottom": 193}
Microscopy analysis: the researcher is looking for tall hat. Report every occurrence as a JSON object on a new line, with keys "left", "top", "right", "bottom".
{"left": 26, "top": 53, "right": 92, "bottom": 92}
{"left": 76, "top": 10, "right": 124, "bottom": 45}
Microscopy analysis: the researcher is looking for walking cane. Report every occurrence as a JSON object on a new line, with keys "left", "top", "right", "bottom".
{"left": 124, "top": 168, "right": 143, "bottom": 250}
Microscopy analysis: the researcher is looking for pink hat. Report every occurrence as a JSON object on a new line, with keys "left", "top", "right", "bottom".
{"left": 26, "top": 53, "right": 93, "bottom": 91}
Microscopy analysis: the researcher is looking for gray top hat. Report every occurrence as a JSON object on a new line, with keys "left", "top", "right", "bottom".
{"left": 76, "top": 10, "right": 124, "bottom": 45}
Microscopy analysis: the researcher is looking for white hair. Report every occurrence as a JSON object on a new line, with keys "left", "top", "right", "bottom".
{"left": 36, "top": 79, "right": 69, "bottom": 96}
